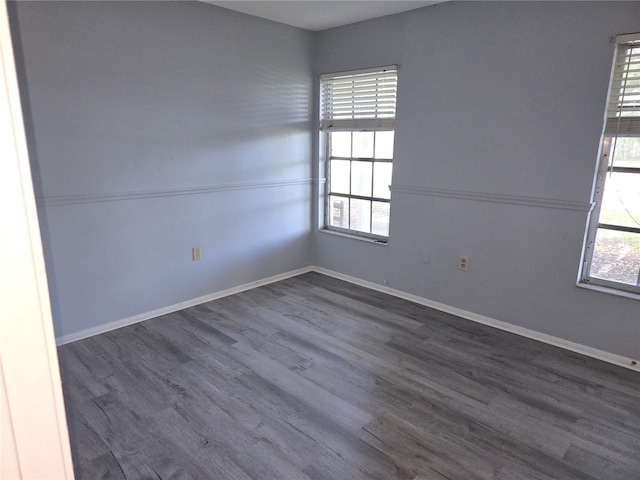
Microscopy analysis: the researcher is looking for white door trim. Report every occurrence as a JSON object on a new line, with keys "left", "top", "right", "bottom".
{"left": 0, "top": 1, "right": 74, "bottom": 477}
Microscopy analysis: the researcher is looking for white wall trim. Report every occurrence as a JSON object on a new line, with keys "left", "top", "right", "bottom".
{"left": 56, "top": 264, "right": 639, "bottom": 373}
{"left": 37, "top": 178, "right": 314, "bottom": 207}
{"left": 312, "top": 267, "right": 640, "bottom": 372}
{"left": 55, "top": 266, "right": 314, "bottom": 345}
{"left": 391, "top": 185, "right": 593, "bottom": 212}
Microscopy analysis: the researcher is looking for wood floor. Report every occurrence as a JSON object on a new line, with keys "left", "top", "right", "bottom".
{"left": 58, "top": 272, "right": 640, "bottom": 480}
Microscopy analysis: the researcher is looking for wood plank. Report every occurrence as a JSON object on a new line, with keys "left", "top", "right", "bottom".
{"left": 58, "top": 272, "right": 640, "bottom": 479}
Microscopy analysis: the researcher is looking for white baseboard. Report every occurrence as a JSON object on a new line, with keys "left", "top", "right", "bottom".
{"left": 56, "top": 264, "right": 639, "bottom": 373}
{"left": 55, "top": 266, "right": 314, "bottom": 346}
{"left": 311, "top": 266, "right": 640, "bottom": 373}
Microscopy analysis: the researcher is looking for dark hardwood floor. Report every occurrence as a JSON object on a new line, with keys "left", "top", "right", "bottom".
{"left": 57, "top": 272, "right": 640, "bottom": 479}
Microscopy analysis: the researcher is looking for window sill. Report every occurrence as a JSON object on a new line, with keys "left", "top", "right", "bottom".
{"left": 577, "top": 281, "right": 640, "bottom": 301}
{"left": 319, "top": 228, "right": 388, "bottom": 246}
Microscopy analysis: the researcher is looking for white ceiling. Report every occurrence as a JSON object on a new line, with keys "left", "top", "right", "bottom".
{"left": 205, "top": 1, "right": 443, "bottom": 31}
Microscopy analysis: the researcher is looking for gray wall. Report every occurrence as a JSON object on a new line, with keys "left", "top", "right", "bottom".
{"left": 10, "top": 1, "right": 640, "bottom": 359}
{"left": 10, "top": 1, "right": 314, "bottom": 338}
{"left": 313, "top": 2, "right": 640, "bottom": 359}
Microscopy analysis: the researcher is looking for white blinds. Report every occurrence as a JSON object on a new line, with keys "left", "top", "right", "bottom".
{"left": 605, "top": 34, "right": 640, "bottom": 136}
{"left": 320, "top": 66, "right": 398, "bottom": 131}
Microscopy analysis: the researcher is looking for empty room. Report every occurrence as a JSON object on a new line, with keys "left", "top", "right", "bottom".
{"left": 2, "top": 0, "right": 640, "bottom": 479}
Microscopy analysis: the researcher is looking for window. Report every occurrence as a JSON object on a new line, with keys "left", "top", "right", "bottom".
{"left": 320, "top": 66, "right": 398, "bottom": 241}
{"left": 581, "top": 33, "right": 640, "bottom": 295}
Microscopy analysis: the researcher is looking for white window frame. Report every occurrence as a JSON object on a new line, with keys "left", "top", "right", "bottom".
{"left": 580, "top": 33, "right": 640, "bottom": 296}
{"left": 319, "top": 66, "right": 398, "bottom": 242}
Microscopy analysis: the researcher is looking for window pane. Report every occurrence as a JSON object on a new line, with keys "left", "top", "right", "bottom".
{"left": 591, "top": 229, "right": 640, "bottom": 286}
{"left": 350, "top": 199, "right": 371, "bottom": 233}
{"left": 373, "top": 163, "right": 392, "bottom": 199}
{"left": 329, "top": 196, "right": 349, "bottom": 229}
{"left": 372, "top": 202, "right": 390, "bottom": 237}
{"left": 352, "top": 132, "right": 374, "bottom": 158}
{"left": 599, "top": 172, "right": 640, "bottom": 229}
{"left": 610, "top": 137, "right": 640, "bottom": 168}
{"left": 375, "top": 131, "right": 394, "bottom": 159}
{"left": 351, "top": 161, "right": 372, "bottom": 197}
{"left": 330, "top": 160, "right": 350, "bottom": 195}
{"left": 331, "top": 132, "right": 351, "bottom": 157}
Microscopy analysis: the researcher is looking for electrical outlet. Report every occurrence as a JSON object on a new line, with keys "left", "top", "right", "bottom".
{"left": 192, "top": 247, "right": 201, "bottom": 261}
{"left": 422, "top": 250, "right": 431, "bottom": 264}
{"left": 458, "top": 255, "right": 469, "bottom": 271}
